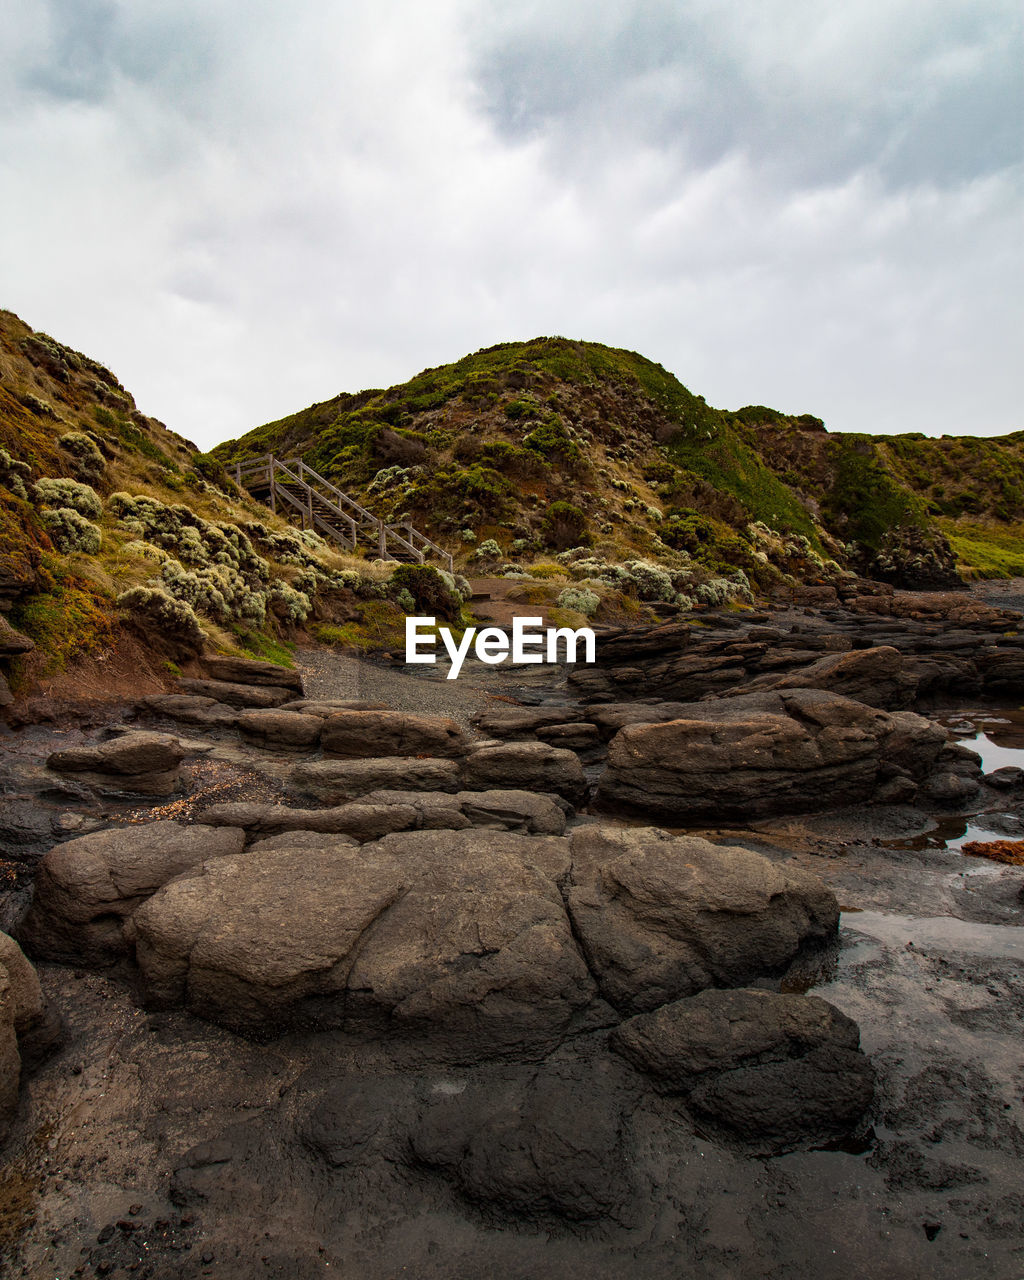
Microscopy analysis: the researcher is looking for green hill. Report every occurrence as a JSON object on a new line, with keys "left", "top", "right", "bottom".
{"left": 215, "top": 335, "right": 1024, "bottom": 588}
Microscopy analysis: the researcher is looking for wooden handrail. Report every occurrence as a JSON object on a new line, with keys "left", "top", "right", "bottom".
{"left": 236, "top": 453, "right": 452, "bottom": 569}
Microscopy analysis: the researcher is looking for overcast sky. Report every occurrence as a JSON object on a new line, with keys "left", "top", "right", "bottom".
{"left": 1, "top": 0, "right": 1020, "bottom": 449}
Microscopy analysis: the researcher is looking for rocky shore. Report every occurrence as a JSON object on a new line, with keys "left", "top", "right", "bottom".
{"left": 1, "top": 583, "right": 1023, "bottom": 1278}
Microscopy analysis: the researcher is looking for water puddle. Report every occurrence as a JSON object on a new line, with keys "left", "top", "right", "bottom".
{"left": 841, "top": 910, "right": 1024, "bottom": 962}
{"left": 934, "top": 707, "right": 1024, "bottom": 773}
{"left": 886, "top": 813, "right": 1023, "bottom": 852}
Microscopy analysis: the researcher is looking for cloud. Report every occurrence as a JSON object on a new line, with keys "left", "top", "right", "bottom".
{"left": 0, "top": 0, "right": 1019, "bottom": 448}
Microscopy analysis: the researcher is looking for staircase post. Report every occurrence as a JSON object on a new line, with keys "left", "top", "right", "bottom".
{"left": 378, "top": 521, "right": 387, "bottom": 559}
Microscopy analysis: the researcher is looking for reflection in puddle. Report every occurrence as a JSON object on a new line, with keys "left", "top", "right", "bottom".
{"left": 887, "top": 814, "right": 1021, "bottom": 852}
{"left": 881, "top": 707, "right": 1024, "bottom": 853}
{"left": 935, "top": 707, "right": 1024, "bottom": 773}
{"left": 841, "top": 910, "right": 1024, "bottom": 962}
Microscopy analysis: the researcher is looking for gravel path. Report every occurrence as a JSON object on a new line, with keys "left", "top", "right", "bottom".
{"left": 294, "top": 646, "right": 573, "bottom": 729}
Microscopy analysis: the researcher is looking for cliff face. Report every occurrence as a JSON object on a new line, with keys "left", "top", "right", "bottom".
{"left": 218, "top": 336, "right": 1020, "bottom": 589}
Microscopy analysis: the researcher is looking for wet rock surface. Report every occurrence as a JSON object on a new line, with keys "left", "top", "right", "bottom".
{"left": 612, "top": 988, "right": 874, "bottom": 1154}
{"left": 2, "top": 596, "right": 1024, "bottom": 1278}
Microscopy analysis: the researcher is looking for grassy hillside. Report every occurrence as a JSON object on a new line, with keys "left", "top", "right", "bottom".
{"left": 218, "top": 335, "right": 1023, "bottom": 589}
{"left": 0, "top": 309, "right": 460, "bottom": 697}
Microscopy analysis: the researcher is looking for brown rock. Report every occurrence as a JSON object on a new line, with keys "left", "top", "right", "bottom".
{"left": 289, "top": 758, "right": 462, "bottom": 804}
{"left": 460, "top": 742, "right": 587, "bottom": 804}
{"left": 236, "top": 709, "right": 323, "bottom": 750}
{"left": 321, "top": 710, "right": 467, "bottom": 759}
{"left": 17, "top": 821, "right": 246, "bottom": 963}
{"left": 594, "top": 689, "right": 946, "bottom": 820}
{"left": 177, "top": 679, "right": 296, "bottom": 709}
{"left": 47, "top": 731, "right": 187, "bottom": 796}
{"left": 566, "top": 826, "right": 839, "bottom": 1014}
{"left": 202, "top": 656, "right": 304, "bottom": 691}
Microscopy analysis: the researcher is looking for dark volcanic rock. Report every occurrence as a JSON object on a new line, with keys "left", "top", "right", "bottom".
{"left": 18, "top": 821, "right": 246, "bottom": 964}
{"left": 461, "top": 742, "right": 587, "bottom": 804}
{"left": 612, "top": 987, "right": 874, "bottom": 1154}
{"left": 202, "top": 656, "right": 304, "bottom": 691}
{"left": 177, "top": 678, "right": 296, "bottom": 709}
{"left": 1, "top": 931, "right": 60, "bottom": 1143}
{"left": 594, "top": 688, "right": 946, "bottom": 820}
{"left": 131, "top": 831, "right": 596, "bottom": 1055}
{"left": 566, "top": 826, "right": 839, "bottom": 1014}
{"left": 290, "top": 757, "right": 462, "bottom": 803}
{"left": 236, "top": 708, "right": 323, "bottom": 750}
{"left": 46, "top": 731, "right": 186, "bottom": 796}
{"left": 320, "top": 709, "right": 467, "bottom": 758}
{"left": 409, "top": 1055, "right": 636, "bottom": 1223}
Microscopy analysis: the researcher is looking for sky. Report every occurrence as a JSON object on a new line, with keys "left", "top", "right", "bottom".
{"left": 0, "top": 0, "right": 1020, "bottom": 450}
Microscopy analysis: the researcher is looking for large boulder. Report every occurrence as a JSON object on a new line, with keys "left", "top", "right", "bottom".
{"left": 177, "top": 679, "right": 295, "bottom": 709}
{"left": 612, "top": 988, "right": 874, "bottom": 1154}
{"left": 46, "top": 731, "right": 186, "bottom": 796}
{"left": 566, "top": 826, "right": 838, "bottom": 1014}
{"left": 0, "top": 932, "right": 60, "bottom": 1144}
{"left": 289, "top": 758, "right": 461, "bottom": 804}
{"left": 455, "top": 790, "right": 567, "bottom": 835}
{"left": 594, "top": 688, "right": 947, "bottom": 820}
{"left": 320, "top": 710, "right": 467, "bottom": 759}
{"left": 202, "top": 656, "right": 303, "bottom": 691}
{"left": 725, "top": 645, "right": 920, "bottom": 710}
{"left": 343, "top": 837, "right": 598, "bottom": 1057}
{"left": 139, "top": 694, "right": 239, "bottom": 729}
{"left": 130, "top": 831, "right": 596, "bottom": 1056}
{"left": 17, "top": 821, "right": 246, "bottom": 964}
{"left": 200, "top": 801, "right": 420, "bottom": 841}
{"left": 470, "top": 706, "right": 586, "bottom": 739}
{"left": 236, "top": 709, "right": 322, "bottom": 751}
{"left": 460, "top": 742, "right": 588, "bottom": 805}
{"left": 130, "top": 844, "right": 405, "bottom": 1025}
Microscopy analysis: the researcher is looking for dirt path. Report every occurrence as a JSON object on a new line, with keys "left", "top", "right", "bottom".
{"left": 466, "top": 576, "right": 555, "bottom": 628}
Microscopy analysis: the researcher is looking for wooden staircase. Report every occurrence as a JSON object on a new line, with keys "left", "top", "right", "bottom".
{"left": 234, "top": 454, "right": 453, "bottom": 572}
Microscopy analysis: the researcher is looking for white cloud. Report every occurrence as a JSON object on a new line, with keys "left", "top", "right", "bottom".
{"left": 0, "top": 0, "right": 1019, "bottom": 448}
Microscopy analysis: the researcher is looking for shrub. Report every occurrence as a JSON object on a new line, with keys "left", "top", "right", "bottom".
{"left": 388, "top": 563, "right": 462, "bottom": 623}
{"left": 527, "top": 563, "right": 567, "bottom": 580}
{"left": 33, "top": 477, "right": 103, "bottom": 519}
{"left": 556, "top": 586, "right": 600, "bottom": 616}
{"left": 116, "top": 586, "right": 205, "bottom": 650}
{"left": 622, "top": 560, "right": 677, "bottom": 602}
{"left": 268, "top": 581, "right": 312, "bottom": 623}
{"left": 0, "top": 449, "right": 31, "bottom": 500}
{"left": 523, "top": 415, "right": 581, "bottom": 465}
{"left": 473, "top": 538, "right": 503, "bottom": 562}
{"left": 40, "top": 507, "right": 102, "bottom": 555}
{"left": 58, "top": 431, "right": 105, "bottom": 481}
{"left": 542, "top": 501, "right": 589, "bottom": 550}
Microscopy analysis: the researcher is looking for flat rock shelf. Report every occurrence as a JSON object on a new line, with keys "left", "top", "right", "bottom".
{"left": 1, "top": 594, "right": 1024, "bottom": 1280}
